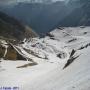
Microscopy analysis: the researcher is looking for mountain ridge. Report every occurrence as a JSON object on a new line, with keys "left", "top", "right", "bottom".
{"left": 0, "top": 1, "right": 73, "bottom": 34}
{"left": 0, "top": 11, "right": 38, "bottom": 42}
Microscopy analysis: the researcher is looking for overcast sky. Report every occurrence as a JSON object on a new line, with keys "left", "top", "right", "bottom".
{"left": 0, "top": 0, "right": 67, "bottom": 5}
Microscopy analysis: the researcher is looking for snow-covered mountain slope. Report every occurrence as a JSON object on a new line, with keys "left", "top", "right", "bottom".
{"left": 0, "top": 26, "right": 90, "bottom": 90}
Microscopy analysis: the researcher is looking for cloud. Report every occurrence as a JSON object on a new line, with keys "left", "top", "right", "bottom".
{"left": 0, "top": 0, "right": 17, "bottom": 5}
{"left": 0, "top": 0, "right": 66, "bottom": 5}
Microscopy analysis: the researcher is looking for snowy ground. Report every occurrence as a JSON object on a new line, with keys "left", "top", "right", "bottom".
{"left": 0, "top": 27, "right": 90, "bottom": 90}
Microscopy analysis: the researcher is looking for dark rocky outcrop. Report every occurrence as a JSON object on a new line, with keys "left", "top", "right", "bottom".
{"left": 0, "top": 44, "right": 26, "bottom": 60}
{"left": 63, "top": 49, "right": 79, "bottom": 69}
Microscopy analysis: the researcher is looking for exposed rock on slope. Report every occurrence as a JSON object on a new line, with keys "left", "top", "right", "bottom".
{"left": 0, "top": 40, "right": 26, "bottom": 60}
{"left": 0, "top": 11, "right": 38, "bottom": 60}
